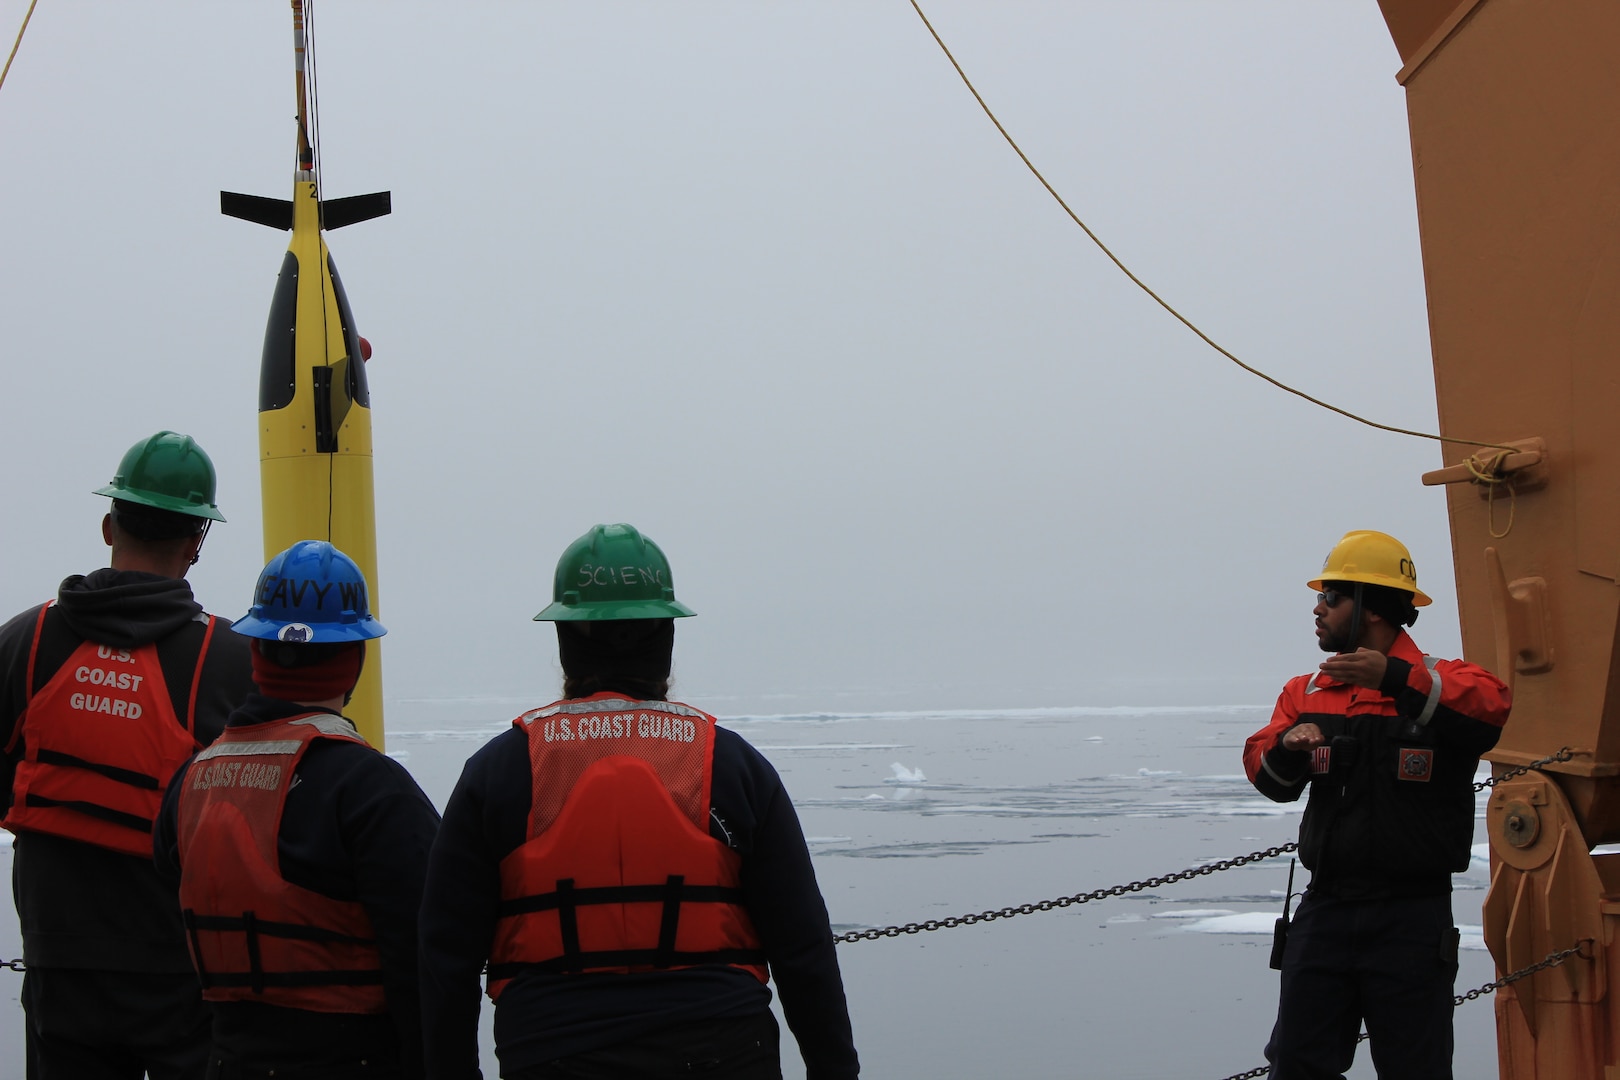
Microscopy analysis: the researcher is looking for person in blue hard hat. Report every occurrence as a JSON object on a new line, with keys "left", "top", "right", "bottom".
{"left": 419, "top": 523, "right": 858, "bottom": 1080}
{"left": 0, "top": 431, "right": 254, "bottom": 1080}
{"left": 154, "top": 540, "right": 440, "bottom": 1080}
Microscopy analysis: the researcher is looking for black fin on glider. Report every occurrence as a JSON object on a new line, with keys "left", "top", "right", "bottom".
{"left": 221, "top": 191, "right": 294, "bottom": 230}
{"left": 320, "top": 192, "right": 392, "bottom": 230}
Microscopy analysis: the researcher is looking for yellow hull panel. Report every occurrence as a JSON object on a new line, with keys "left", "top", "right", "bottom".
{"left": 256, "top": 180, "right": 386, "bottom": 747}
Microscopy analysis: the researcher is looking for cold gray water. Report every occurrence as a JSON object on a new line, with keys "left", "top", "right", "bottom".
{"left": 0, "top": 701, "right": 1500, "bottom": 1078}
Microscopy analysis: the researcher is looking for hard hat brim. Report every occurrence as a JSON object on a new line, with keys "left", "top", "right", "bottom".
{"left": 229, "top": 612, "right": 388, "bottom": 642}
{"left": 1307, "top": 575, "right": 1432, "bottom": 607}
{"left": 94, "top": 484, "right": 227, "bottom": 521}
{"left": 533, "top": 598, "right": 697, "bottom": 622}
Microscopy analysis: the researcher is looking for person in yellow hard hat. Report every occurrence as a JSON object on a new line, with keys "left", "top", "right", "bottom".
{"left": 1242, "top": 531, "right": 1512, "bottom": 1080}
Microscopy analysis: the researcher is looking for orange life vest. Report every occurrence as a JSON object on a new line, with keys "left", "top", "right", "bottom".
{"left": 4, "top": 602, "right": 211, "bottom": 857}
{"left": 487, "top": 693, "right": 769, "bottom": 1001}
{"left": 176, "top": 712, "right": 387, "bottom": 1014}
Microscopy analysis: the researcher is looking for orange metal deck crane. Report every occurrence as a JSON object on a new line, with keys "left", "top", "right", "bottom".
{"left": 1377, "top": 1, "right": 1620, "bottom": 1074}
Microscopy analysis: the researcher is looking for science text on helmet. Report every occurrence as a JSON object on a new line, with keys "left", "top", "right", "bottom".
{"left": 575, "top": 564, "right": 669, "bottom": 589}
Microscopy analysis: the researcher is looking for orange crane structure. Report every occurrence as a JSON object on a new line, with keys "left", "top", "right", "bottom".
{"left": 1377, "top": 1, "right": 1620, "bottom": 1074}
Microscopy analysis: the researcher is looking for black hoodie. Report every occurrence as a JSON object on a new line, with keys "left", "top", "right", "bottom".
{"left": 0, "top": 569, "right": 254, "bottom": 970}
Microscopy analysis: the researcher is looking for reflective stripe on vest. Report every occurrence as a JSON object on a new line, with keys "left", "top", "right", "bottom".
{"left": 3, "top": 605, "right": 209, "bottom": 856}
{"left": 488, "top": 694, "right": 768, "bottom": 1000}
{"left": 176, "top": 712, "right": 388, "bottom": 1014}
{"left": 1300, "top": 656, "right": 1444, "bottom": 724}
{"left": 1413, "top": 656, "right": 1445, "bottom": 729}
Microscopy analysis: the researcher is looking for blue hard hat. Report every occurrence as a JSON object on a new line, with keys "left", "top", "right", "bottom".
{"left": 232, "top": 540, "right": 387, "bottom": 643}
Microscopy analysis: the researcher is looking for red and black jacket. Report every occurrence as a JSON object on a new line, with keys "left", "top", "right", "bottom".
{"left": 488, "top": 693, "right": 768, "bottom": 1000}
{"left": 1244, "top": 631, "right": 1511, "bottom": 893}
{"left": 176, "top": 712, "right": 387, "bottom": 1013}
{"left": 3, "top": 601, "right": 212, "bottom": 857}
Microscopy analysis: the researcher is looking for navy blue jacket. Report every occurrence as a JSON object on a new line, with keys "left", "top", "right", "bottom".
{"left": 154, "top": 694, "right": 441, "bottom": 1079}
{"left": 0, "top": 570, "right": 253, "bottom": 972}
{"left": 419, "top": 705, "right": 858, "bottom": 1080}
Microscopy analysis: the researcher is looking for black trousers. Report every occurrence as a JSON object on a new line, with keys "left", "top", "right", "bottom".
{"left": 23, "top": 967, "right": 210, "bottom": 1080}
{"left": 1265, "top": 890, "right": 1459, "bottom": 1080}
{"left": 510, "top": 1012, "right": 782, "bottom": 1080}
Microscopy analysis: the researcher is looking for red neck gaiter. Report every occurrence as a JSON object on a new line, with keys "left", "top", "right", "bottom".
{"left": 250, "top": 640, "right": 363, "bottom": 701}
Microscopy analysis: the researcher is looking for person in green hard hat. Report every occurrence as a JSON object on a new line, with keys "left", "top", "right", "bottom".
{"left": 0, "top": 431, "right": 255, "bottom": 1080}
{"left": 420, "top": 523, "right": 859, "bottom": 1080}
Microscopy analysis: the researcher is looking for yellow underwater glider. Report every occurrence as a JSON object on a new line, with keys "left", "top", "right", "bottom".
{"left": 221, "top": 0, "right": 390, "bottom": 746}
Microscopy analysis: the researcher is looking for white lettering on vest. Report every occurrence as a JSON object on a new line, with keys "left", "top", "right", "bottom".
{"left": 95, "top": 645, "right": 135, "bottom": 664}
{"left": 574, "top": 714, "right": 629, "bottom": 740}
{"left": 73, "top": 666, "right": 144, "bottom": 692}
{"left": 68, "top": 692, "right": 143, "bottom": 719}
{"left": 541, "top": 712, "right": 698, "bottom": 743}
{"left": 636, "top": 712, "right": 696, "bottom": 743}
{"left": 191, "top": 759, "right": 287, "bottom": 790}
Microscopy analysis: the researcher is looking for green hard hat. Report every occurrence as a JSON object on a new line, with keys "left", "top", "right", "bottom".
{"left": 92, "top": 431, "right": 226, "bottom": 521}
{"left": 534, "top": 523, "right": 696, "bottom": 622}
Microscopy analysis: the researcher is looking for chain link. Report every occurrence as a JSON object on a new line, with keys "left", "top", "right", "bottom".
{"left": 1454, "top": 939, "right": 1591, "bottom": 1003}
{"left": 833, "top": 843, "right": 1298, "bottom": 944}
{"left": 1212, "top": 941, "right": 1593, "bottom": 1080}
{"left": 0, "top": 747, "right": 1566, "bottom": 1075}
{"left": 1474, "top": 747, "right": 1575, "bottom": 791}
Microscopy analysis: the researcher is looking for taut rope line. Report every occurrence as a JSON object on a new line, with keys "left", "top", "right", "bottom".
{"left": 905, "top": 0, "right": 1515, "bottom": 456}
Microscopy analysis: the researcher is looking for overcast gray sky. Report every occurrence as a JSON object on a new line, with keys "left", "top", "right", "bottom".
{"left": 0, "top": 2, "right": 1455, "bottom": 718}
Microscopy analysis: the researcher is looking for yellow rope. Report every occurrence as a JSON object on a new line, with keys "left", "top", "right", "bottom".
{"left": 906, "top": 0, "right": 1516, "bottom": 456}
{"left": 0, "top": 0, "right": 39, "bottom": 95}
{"left": 1466, "top": 450, "right": 1516, "bottom": 537}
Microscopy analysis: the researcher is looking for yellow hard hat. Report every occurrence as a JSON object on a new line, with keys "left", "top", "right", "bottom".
{"left": 1306, "top": 530, "right": 1432, "bottom": 607}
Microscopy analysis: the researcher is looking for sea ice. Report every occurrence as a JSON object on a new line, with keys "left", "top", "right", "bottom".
{"left": 1179, "top": 912, "right": 1274, "bottom": 935}
{"left": 886, "top": 762, "right": 926, "bottom": 784}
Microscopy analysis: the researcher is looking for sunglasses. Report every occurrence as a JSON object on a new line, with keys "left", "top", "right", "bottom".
{"left": 1317, "top": 588, "right": 1354, "bottom": 609}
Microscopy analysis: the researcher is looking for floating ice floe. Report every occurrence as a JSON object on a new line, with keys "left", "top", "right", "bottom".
{"left": 1165, "top": 911, "right": 1489, "bottom": 952}
{"left": 1177, "top": 912, "right": 1274, "bottom": 935}
{"left": 887, "top": 762, "right": 926, "bottom": 784}
{"left": 1136, "top": 768, "right": 1182, "bottom": 778}
{"left": 751, "top": 743, "right": 906, "bottom": 752}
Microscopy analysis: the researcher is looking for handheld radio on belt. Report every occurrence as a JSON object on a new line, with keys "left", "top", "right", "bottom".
{"left": 1269, "top": 857, "right": 1297, "bottom": 970}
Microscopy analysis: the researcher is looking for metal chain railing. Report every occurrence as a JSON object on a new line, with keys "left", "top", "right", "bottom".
{"left": 834, "top": 748, "right": 1577, "bottom": 946}
{"left": 1476, "top": 747, "right": 1576, "bottom": 791}
{"left": 0, "top": 746, "right": 1579, "bottom": 1075}
{"left": 833, "top": 843, "right": 1297, "bottom": 943}
{"left": 1213, "top": 940, "right": 1593, "bottom": 1080}
{"left": 1456, "top": 939, "right": 1591, "bottom": 1002}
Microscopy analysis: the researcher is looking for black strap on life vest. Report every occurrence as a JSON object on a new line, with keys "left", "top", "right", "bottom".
{"left": 21, "top": 793, "right": 153, "bottom": 834}
{"left": 182, "top": 909, "right": 385, "bottom": 994}
{"left": 34, "top": 748, "right": 162, "bottom": 790}
{"left": 488, "top": 874, "right": 768, "bottom": 979}
{"left": 19, "top": 748, "right": 166, "bottom": 835}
